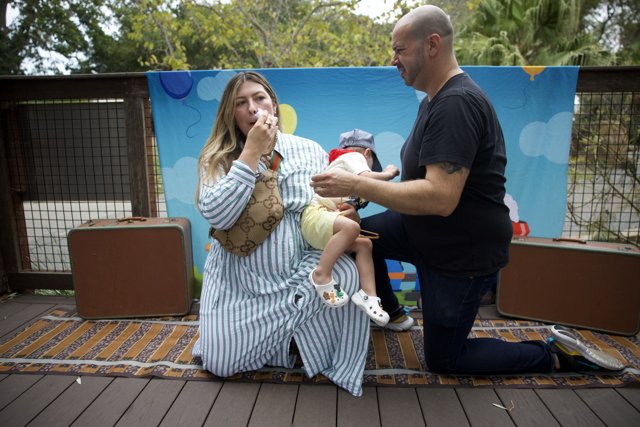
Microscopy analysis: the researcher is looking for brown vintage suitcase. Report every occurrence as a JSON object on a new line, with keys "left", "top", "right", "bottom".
{"left": 497, "top": 237, "right": 640, "bottom": 336}
{"left": 68, "top": 217, "right": 194, "bottom": 319}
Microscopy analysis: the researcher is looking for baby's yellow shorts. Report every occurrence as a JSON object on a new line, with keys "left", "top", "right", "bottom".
{"left": 300, "top": 204, "right": 340, "bottom": 250}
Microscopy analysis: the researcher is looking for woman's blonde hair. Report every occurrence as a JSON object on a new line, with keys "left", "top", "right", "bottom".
{"left": 195, "top": 71, "right": 280, "bottom": 204}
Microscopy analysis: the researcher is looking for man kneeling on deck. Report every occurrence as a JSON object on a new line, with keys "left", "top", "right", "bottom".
{"left": 311, "top": 4, "right": 625, "bottom": 375}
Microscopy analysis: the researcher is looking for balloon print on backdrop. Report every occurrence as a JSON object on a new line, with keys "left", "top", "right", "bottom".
{"left": 500, "top": 66, "right": 549, "bottom": 111}
{"left": 278, "top": 104, "right": 297, "bottom": 134}
{"left": 160, "top": 71, "right": 201, "bottom": 139}
{"left": 523, "top": 66, "right": 545, "bottom": 81}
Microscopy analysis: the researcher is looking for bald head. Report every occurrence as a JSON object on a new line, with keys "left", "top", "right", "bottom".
{"left": 396, "top": 5, "right": 454, "bottom": 50}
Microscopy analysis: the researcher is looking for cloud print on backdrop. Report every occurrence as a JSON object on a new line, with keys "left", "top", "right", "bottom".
{"left": 520, "top": 112, "right": 573, "bottom": 164}
{"left": 161, "top": 157, "right": 198, "bottom": 205}
{"left": 196, "top": 71, "right": 237, "bottom": 102}
{"left": 373, "top": 131, "right": 406, "bottom": 168}
{"left": 147, "top": 66, "right": 579, "bottom": 278}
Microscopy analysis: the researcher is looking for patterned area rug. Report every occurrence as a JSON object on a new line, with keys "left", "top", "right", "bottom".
{"left": 0, "top": 308, "right": 638, "bottom": 388}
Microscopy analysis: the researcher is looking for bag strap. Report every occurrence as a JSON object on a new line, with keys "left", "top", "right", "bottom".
{"left": 358, "top": 229, "right": 380, "bottom": 239}
{"left": 268, "top": 150, "right": 282, "bottom": 172}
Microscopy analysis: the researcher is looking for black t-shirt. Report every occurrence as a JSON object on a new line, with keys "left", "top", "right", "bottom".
{"left": 400, "top": 73, "right": 512, "bottom": 277}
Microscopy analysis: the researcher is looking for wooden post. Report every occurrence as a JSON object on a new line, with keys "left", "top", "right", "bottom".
{"left": 0, "top": 104, "right": 23, "bottom": 289}
{"left": 125, "top": 96, "right": 151, "bottom": 217}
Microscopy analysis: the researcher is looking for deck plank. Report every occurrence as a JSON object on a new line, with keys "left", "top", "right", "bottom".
{"left": 377, "top": 387, "right": 424, "bottom": 427}
{"left": 576, "top": 388, "right": 640, "bottom": 427}
{"left": 204, "top": 381, "right": 260, "bottom": 426}
{"left": 292, "top": 384, "right": 337, "bottom": 427}
{"left": 0, "top": 374, "right": 76, "bottom": 427}
{"left": 495, "top": 388, "right": 560, "bottom": 426}
{"left": 456, "top": 388, "right": 515, "bottom": 427}
{"left": 337, "top": 386, "right": 380, "bottom": 427}
{"left": 617, "top": 387, "right": 640, "bottom": 411}
{"left": 27, "top": 376, "right": 113, "bottom": 427}
{"left": 416, "top": 387, "right": 470, "bottom": 426}
{"left": 535, "top": 389, "right": 604, "bottom": 426}
{"left": 248, "top": 383, "right": 298, "bottom": 427}
{"left": 477, "top": 305, "right": 500, "bottom": 320}
{"left": 0, "top": 302, "right": 55, "bottom": 338}
{"left": 115, "top": 378, "right": 186, "bottom": 427}
{"left": 0, "top": 300, "right": 33, "bottom": 318}
{"left": 159, "top": 380, "right": 223, "bottom": 427}
{"left": 4, "top": 296, "right": 75, "bottom": 305}
{"left": 0, "top": 375, "right": 43, "bottom": 410}
{"left": 70, "top": 377, "right": 149, "bottom": 426}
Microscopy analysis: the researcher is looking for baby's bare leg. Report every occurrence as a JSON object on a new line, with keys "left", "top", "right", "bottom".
{"left": 313, "top": 215, "right": 360, "bottom": 285}
{"left": 349, "top": 237, "right": 376, "bottom": 297}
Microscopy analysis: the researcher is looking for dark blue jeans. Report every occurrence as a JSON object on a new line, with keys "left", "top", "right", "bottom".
{"left": 362, "top": 210, "right": 553, "bottom": 375}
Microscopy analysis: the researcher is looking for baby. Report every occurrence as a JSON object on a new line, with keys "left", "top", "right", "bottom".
{"left": 302, "top": 129, "right": 399, "bottom": 326}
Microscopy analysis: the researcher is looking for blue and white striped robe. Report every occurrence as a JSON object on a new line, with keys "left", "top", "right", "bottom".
{"left": 192, "top": 132, "right": 370, "bottom": 397}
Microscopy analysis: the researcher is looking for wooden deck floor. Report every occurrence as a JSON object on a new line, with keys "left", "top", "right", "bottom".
{"left": 1, "top": 294, "right": 639, "bottom": 427}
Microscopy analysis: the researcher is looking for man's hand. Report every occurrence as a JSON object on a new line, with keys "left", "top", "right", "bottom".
{"left": 311, "top": 168, "right": 356, "bottom": 198}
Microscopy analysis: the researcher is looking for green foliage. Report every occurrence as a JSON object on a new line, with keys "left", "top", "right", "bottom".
{"left": 1, "top": 0, "right": 638, "bottom": 73}
{"left": 582, "top": 0, "right": 640, "bottom": 64}
{"left": 76, "top": 1, "right": 148, "bottom": 73}
{"left": 1, "top": 0, "right": 105, "bottom": 74}
{"left": 122, "top": 0, "right": 395, "bottom": 70}
{"left": 456, "top": 0, "right": 612, "bottom": 65}
{"left": 0, "top": 0, "right": 150, "bottom": 74}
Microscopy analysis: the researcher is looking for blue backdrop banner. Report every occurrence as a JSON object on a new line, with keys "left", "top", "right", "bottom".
{"left": 147, "top": 66, "right": 579, "bottom": 281}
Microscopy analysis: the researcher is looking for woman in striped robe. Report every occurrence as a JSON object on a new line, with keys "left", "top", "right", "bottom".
{"left": 192, "top": 71, "right": 370, "bottom": 397}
